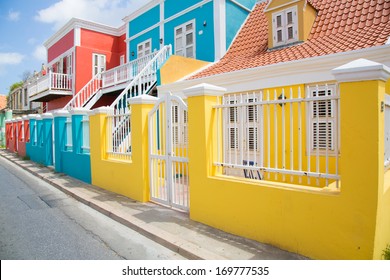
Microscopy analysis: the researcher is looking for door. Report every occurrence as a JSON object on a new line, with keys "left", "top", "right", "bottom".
{"left": 149, "top": 94, "right": 189, "bottom": 211}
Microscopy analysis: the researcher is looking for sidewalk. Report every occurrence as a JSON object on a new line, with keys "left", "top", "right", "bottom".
{"left": 0, "top": 149, "right": 307, "bottom": 260}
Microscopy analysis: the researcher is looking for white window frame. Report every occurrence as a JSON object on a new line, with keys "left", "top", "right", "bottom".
{"left": 272, "top": 6, "right": 298, "bottom": 47}
{"left": 81, "top": 115, "right": 90, "bottom": 153}
{"left": 174, "top": 19, "right": 196, "bottom": 59}
{"left": 92, "top": 53, "right": 106, "bottom": 76}
{"left": 120, "top": 55, "right": 125, "bottom": 65}
{"left": 65, "top": 116, "right": 73, "bottom": 151}
{"left": 66, "top": 54, "right": 72, "bottom": 75}
{"left": 307, "top": 84, "right": 337, "bottom": 154}
{"left": 137, "top": 39, "right": 152, "bottom": 59}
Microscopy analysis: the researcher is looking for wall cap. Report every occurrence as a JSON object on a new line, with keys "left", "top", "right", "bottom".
{"left": 71, "top": 108, "right": 91, "bottom": 115}
{"left": 22, "top": 116, "right": 29, "bottom": 120}
{"left": 88, "top": 106, "right": 113, "bottom": 116}
{"left": 42, "top": 113, "right": 54, "bottom": 119}
{"left": 183, "top": 83, "right": 227, "bottom": 97}
{"left": 52, "top": 110, "right": 71, "bottom": 117}
{"left": 15, "top": 117, "right": 23, "bottom": 121}
{"left": 28, "top": 114, "right": 39, "bottom": 119}
{"left": 332, "top": 58, "right": 390, "bottom": 82}
{"left": 128, "top": 95, "right": 158, "bottom": 105}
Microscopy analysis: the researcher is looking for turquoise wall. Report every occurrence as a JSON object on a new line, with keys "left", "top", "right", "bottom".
{"left": 129, "top": 4, "right": 160, "bottom": 36}
{"left": 164, "top": 1, "right": 215, "bottom": 62}
{"left": 226, "top": 0, "right": 256, "bottom": 49}
{"left": 54, "top": 114, "right": 91, "bottom": 184}
{"left": 164, "top": 0, "right": 202, "bottom": 18}
{"left": 129, "top": 27, "right": 160, "bottom": 61}
{"left": 26, "top": 118, "right": 52, "bottom": 166}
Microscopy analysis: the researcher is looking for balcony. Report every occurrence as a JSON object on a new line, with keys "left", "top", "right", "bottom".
{"left": 101, "top": 52, "right": 156, "bottom": 94}
{"left": 28, "top": 71, "right": 73, "bottom": 102}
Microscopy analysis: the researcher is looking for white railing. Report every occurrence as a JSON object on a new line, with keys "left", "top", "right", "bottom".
{"left": 28, "top": 71, "right": 72, "bottom": 97}
{"left": 213, "top": 85, "right": 340, "bottom": 188}
{"left": 106, "top": 111, "right": 131, "bottom": 161}
{"left": 110, "top": 45, "right": 172, "bottom": 115}
{"left": 102, "top": 52, "right": 156, "bottom": 88}
{"left": 384, "top": 94, "right": 390, "bottom": 170}
{"left": 64, "top": 73, "right": 101, "bottom": 110}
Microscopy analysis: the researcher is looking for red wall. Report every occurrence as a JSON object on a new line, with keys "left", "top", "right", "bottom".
{"left": 48, "top": 30, "right": 74, "bottom": 63}
{"left": 47, "top": 96, "right": 72, "bottom": 111}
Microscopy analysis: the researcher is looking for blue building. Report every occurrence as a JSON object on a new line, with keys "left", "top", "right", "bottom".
{"left": 124, "top": 0, "right": 257, "bottom": 63}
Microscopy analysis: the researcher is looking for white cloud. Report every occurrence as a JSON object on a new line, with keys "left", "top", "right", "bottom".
{"left": 33, "top": 45, "right": 47, "bottom": 62}
{"left": 8, "top": 10, "right": 20, "bottom": 22}
{"left": 35, "top": 0, "right": 145, "bottom": 30}
{"left": 0, "top": 52, "right": 24, "bottom": 65}
{"left": 28, "top": 38, "right": 38, "bottom": 45}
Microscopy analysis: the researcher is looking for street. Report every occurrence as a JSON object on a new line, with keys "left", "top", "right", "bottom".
{"left": 0, "top": 156, "right": 185, "bottom": 260}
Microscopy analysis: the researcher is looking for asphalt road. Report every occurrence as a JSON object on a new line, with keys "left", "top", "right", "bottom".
{"left": 0, "top": 156, "right": 185, "bottom": 260}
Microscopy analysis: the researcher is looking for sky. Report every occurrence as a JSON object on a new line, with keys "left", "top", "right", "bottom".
{"left": 0, "top": 0, "right": 145, "bottom": 95}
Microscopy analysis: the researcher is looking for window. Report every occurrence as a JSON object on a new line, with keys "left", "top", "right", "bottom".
{"left": 308, "top": 85, "right": 337, "bottom": 152}
{"left": 81, "top": 115, "right": 90, "bottom": 153}
{"left": 137, "top": 39, "right": 151, "bottom": 59}
{"left": 171, "top": 105, "right": 188, "bottom": 146}
{"left": 65, "top": 117, "right": 73, "bottom": 151}
{"left": 272, "top": 7, "right": 298, "bottom": 46}
{"left": 120, "top": 55, "right": 125, "bottom": 65}
{"left": 174, "top": 20, "right": 195, "bottom": 58}
{"left": 32, "top": 122, "right": 37, "bottom": 146}
{"left": 92, "top": 53, "right": 106, "bottom": 76}
{"left": 66, "top": 54, "right": 72, "bottom": 75}
{"left": 24, "top": 88, "right": 27, "bottom": 107}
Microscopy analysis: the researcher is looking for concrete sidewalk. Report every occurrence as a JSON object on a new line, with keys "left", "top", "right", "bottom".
{"left": 0, "top": 149, "right": 307, "bottom": 260}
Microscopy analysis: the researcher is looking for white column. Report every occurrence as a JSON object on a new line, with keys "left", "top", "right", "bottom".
{"left": 213, "top": 0, "right": 226, "bottom": 61}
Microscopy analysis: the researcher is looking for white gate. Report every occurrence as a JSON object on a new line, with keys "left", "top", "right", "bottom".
{"left": 149, "top": 93, "right": 189, "bottom": 211}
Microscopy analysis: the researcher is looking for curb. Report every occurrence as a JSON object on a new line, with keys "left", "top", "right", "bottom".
{"left": 0, "top": 150, "right": 226, "bottom": 260}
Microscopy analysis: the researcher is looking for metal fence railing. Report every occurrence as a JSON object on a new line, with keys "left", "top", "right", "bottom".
{"left": 213, "top": 85, "right": 340, "bottom": 188}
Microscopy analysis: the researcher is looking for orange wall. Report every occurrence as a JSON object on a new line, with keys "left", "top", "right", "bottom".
{"left": 48, "top": 30, "right": 74, "bottom": 62}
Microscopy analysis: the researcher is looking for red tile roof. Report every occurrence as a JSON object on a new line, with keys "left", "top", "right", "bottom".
{"left": 0, "top": 95, "right": 7, "bottom": 110}
{"left": 190, "top": 0, "right": 390, "bottom": 79}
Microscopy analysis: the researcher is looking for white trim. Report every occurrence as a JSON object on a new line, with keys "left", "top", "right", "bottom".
{"left": 332, "top": 58, "right": 390, "bottom": 82}
{"left": 128, "top": 95, "right": 158, "bottom": 105}
{"left": 88, "top": 106, "right": 114, "bottom": 116}
{"left": 42, "top": 113, "right": 53, "bottom": 119}
{"left": 158, "top": 45, "right": 390, "bottom": 95}
{"left": 264, "top": 0, "right": 301, "bottom": 13}
{"left": 74, "top": 27, "right": 81, "bottom": 46}
{"left": 160, "top": 0, "right": 164, "bottom": 48}
{"left": 48, "top": 47, "right": 75, "bottom": 66}
{"left": 52, "top": 110, "right": 71, "bottom": 117}
{"left": 44, "top": 18, "right": 123, "bottom": 49}
{"left": 123, "top": 0, "right": 160, "bottom": 22}
{"left": 71, "top": 108, "right": 90, "bottom": 115}
{"left": 214, "top": 0, "right": 226, "bottom": 60}
{"left": 183, "top": 83, "right": 226, "bottom": 97}
{"left": 227, "top": 0, "right": 252, "bottom": 13}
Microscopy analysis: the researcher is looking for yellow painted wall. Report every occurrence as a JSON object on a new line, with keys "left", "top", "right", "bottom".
{"left": 187, "top": 78, "right": 389, "bottom": 259}
{"left": 159, "top": 55, "right": 210, "bottom": 85}
{"left": 90, "top": 103, "right": 153, "bottom": 202}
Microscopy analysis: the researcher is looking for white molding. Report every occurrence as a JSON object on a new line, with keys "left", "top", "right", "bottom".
{"left": 28, "top": 114, "right": 39, "bottom": 120}
{"left": 128, "top": 95, "right": 158, "bottom": 105}
{"left": 71, "top": 108, "right": 91, "bottom": 115}
{"left": 159, "top": 45, "right": 390, "bottom": 95}
{"left": 214, "top": 0, "right": 226, "bottom": 60}
{"left": 89, "top": 106, "right": 113, "bottom": 116}
{"left": 44, "top": 18, "right": 123, "bottom": 49}
{"left": 42, "top": 113, "right": 54, "bottom": 119}
{"left": 52, "top": 110, "right": 71, "bottom": 117}
{"left": 74, "top": 27, "right": 81, "bottom": 46}
{"left": 228, "top": 0, "right": 252, "bottom": 13}
{"left": 48, "top": 47, "right": 75, "bottom": 66}
{"left": 332, "top": 59, "right": 390, "bottom": 82}
{"left": 183, "top": 83, "right": 226, "bottom": 97}
{"left": 123, "top": 0, "right": 160, "bottom": 23}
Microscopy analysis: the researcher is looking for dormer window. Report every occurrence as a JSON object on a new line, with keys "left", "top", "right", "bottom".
{"left": 272, "top": 6, "right": 298, "bottom": 47}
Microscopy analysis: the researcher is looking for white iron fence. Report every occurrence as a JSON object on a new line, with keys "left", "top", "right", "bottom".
{"left": 213, "top": 85, "right": 340, "bottom": 188}
{"left": 385, "top": 94, "right": 390, "bottom": 170}
{"left": 102, "top": 52, "right": 156, "bottom": 88}
{"left": 106, "top": 110, "right": 131, "bottom": 161}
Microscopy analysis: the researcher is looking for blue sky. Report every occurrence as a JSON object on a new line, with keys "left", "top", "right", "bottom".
{"left": 0, "top": 0, "right": 144, "bottom": 95}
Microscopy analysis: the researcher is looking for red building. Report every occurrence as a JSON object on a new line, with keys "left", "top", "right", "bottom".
{"left": 28, "top": 18, "right": 127, "bottom": 111}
